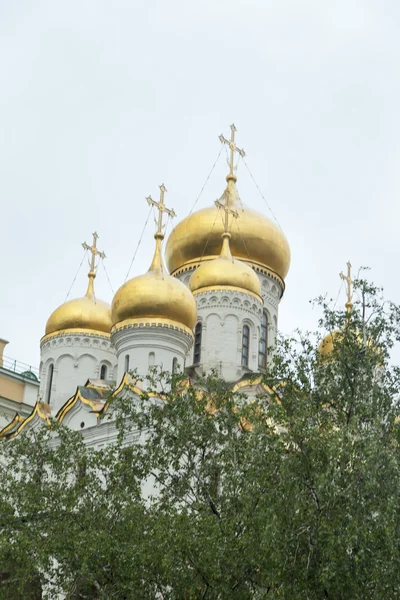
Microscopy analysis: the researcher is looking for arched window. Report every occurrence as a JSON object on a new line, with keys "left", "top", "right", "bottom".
{"left": 124, "top": 355, "right": 130, "bottom": 373}
{"left": 241, "top": 325, "right": 250, "bottom": 367}
{"left": 46, "top": 364, "right": 54, "bottom": 404}
{"left": 193, "top": 322, "right": 202, "bottom": 364}
{"left": 148, "top": 352, "right": 155, "bottom": 367}
{"left": 258, "top": 310, "right": 268, "bottom": 370}
{"left": 100, "top": 364, "right": 107, "bottom": 380}
{"left": 172, "top": 357, "right": 178, "bottom": 374}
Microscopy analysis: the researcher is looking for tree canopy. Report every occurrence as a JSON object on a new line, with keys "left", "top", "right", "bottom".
{"left": 1, "top": 277, "right": 400, "bottom": 599}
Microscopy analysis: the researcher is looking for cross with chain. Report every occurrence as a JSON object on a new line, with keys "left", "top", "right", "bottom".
{"left": 219, "top": 124, "right": 245, "bottom": 177}
{"left": 82, "top": 232, "right": 106, "bottom": 274}
{"left": 146, "top": 184, "right": 176, "bottom": 236}
{"left": 214, "top": 199, "right": 238, "bottom": 234}
{"left": 340, "top": 261, "right": 353, "bottom": 312}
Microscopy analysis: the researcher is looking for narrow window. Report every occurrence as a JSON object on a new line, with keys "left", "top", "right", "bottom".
{"left": 46, "top": 364, "right": 54, "bottom": 404}
{"left": 124, "top": 355, "right": 130, "bottom": 373}
{"left": 241, "top": 325, "right": 250, "bottom": 367}
{"left": 258, "top": 311, "right": 268, "bottom": 370}
{"left": 100, "top": 364, "right": 107, "bottom": 380}
{"left": 172, "top": 357, "right": 178, "bottom": 374}
{"left": 193, "top": 322, "right": 202, "bottom": 364}
{"left": 148, "top": 352, "right": 155, "bottom": 367}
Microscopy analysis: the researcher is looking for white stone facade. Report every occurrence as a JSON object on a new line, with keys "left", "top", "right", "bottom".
{"left": 188, "top": 288, "right": 263, "bottom": 381}
{"left": 39, "top": 332, "right": 117, "bottom": 414}
{"left": 111, "top": 322, "right": 194, "bottom": 384}
{"left": 175, "top": 264, "right": 284, "bottom": 372}
{"left": 256, "top": 269, "right": 284, "bottom": 353}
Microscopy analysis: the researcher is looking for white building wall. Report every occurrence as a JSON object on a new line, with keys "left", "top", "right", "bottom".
{"left": 176, "top": 265, "right": 284, "bottom": 358}
{"left": 190, "top": 288, "right": 263, "bottom": 381}
{"left": 257, "top": 271, "right": 283, "bottom": 353}
{"left": 39, "top": 332, "right": 117, "bottom": 414}
{"left": 111, "top": 323, "right": 193, "bottom": 384}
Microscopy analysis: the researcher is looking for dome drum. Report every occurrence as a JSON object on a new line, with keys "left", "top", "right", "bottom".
{"left": 111, "top": 317, "right": 194, "bottom": 339}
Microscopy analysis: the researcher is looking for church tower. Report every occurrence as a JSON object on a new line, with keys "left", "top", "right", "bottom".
{"left": 165, "top": 125, "right": 291, "bottom": 373}
{"left": 111, "top": 185, "right": 197, "bottom": 383}
{"left": 187, "top": 129, "right": 263, "bottom": 381}
{"left": 39, "top": 233, "right": 116, "bottom": 413}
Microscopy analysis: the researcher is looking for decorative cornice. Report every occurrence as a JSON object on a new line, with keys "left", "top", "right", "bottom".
{"left": 193, "top": 285, "right": 263, "bottom": 304}
{"left": 41, "top": 328, "right": 111, "bottom": 346}
{"left": 111, "top": 317, "right": 194, "bottom": 339}
{"left": 261, "top": 292, "right": 279, "bottom": 310}
{"left": 172, "top": 259, "right": 285, "bottom": 292}
{"left": 7, "top": 402, "right": 51, "bottom": 439}
{"left": 0, "top": 413, "right": 24, "bottom": 438}
{"left": 232, "top": 375, "right": 273, "bottom": 395}
{"left": 56, "top": 389, "right": 105, "bottom": 424}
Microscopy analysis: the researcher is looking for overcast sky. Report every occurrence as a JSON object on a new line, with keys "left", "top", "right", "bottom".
{"left": 1, "top": 0, "right": 399, "bottom": 369}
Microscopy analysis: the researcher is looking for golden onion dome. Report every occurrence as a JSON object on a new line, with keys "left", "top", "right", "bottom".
{"left": 190, "top": 232, "right": 261, "bottom": 298}
{"left": 45, "top": 273, "right": 112, "bottom": 337}
{"left": 165, "top": 174, "right": 290, "bottom": 281}
{"left": 318, "top": 327, "right": 381, "bottom": 361}
{"left": 111, "top": 232, "right": 197, "bottom": 333}
{"left": 318, "top": 330, "right": 343, "bottom": 358}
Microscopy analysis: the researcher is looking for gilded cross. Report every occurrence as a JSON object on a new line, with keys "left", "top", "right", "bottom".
{"left": 214, "top": 199, "right": 238, "bottom": 234}
{"left": 82, "top": 232, "right": 106, "bottom": 274}
{"left": 340, "top": 261, "right": 353, "bottom": 312}
{"left": 219, "top": 124, "right": 245, "bottom": 177}
{"left": 146, "top": 183, "right": 176, "bottom": 235}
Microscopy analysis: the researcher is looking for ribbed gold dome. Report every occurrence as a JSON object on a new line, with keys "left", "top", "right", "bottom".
{"left": 111, "top": 233, "right": 197, "bottom": 333}
{"left": 45, "top": 274, "right": 112, "bottom": 337}
{"left": 190, "top": 232, "right": 261, "bottom": 298}
{"left": 165, "top": 175, "right": 290, "bottom": 281}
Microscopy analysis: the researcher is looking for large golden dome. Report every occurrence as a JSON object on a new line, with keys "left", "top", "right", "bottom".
{"left": 45, "top": 274, "right": 112, "bottom": 338}
{"left": 111, "top": 232, "right": 197, "bottom": 333}
{"left": 190, "top": 232, "right": 261, "bottom": 298}
{"left": 165, "top": 175, "right": 290, "bottom": 281}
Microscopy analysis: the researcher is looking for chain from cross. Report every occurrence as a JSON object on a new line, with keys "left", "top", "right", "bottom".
{"left": 219, "top": 123, "right": 245, "bottom": 177}
{"left": 82, "top": 232, "right": 106, "bottom": 274}
{"left": 339, "top": 261, "right": 353, "bottom": 310}
{"left": 214, "top": 199, "right": 238, "bottom": 233}
{"left": 146, "top": 184, "right": 176, "bottom": 236}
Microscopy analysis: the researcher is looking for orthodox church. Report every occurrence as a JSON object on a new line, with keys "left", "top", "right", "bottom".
{"left": 0, "top": 125, "right": 291, "bottom": 442}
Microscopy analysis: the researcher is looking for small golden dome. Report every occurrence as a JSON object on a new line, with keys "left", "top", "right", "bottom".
{"left": 190, "top": 232, "right": 261, "bottom": 298}
{"left": 165, "top": 176, "right": 290, "bottom": 281}
{"left": 318, "top": 330, "right": 343, "bottom": 358}
{"left": 111, "top": 233, "right": 197, "bottom": 333}
{"left": 45, "top": 274, "right": 112, "bottom": 337}
{"left": 319, "top": 327, "right": 381, "bottom": 361}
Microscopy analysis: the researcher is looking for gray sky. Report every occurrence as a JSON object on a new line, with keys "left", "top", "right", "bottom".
{"left": 1, "top": 0, "right": 399, "bottom": 368}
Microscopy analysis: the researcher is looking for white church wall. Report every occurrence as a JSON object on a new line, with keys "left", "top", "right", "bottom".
{"left": 39, "top": 333, "right": 117, "bottom": 414}
{"left": 256, "top": 272, "right": 283, "bottom": 354}
{"left": 175, "top": 266, "right": 283, "bottom": 359}
{"left": 190, "top": 288, "right": 263, "bottom": 381}
{"left": 111, "top": 324, "right": 193, "bottom": 384}
{"left": 61, "top": 401, "right": 99, "bottom": 431}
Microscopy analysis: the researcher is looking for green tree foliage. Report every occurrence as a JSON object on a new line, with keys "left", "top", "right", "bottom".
{"left": 1, "top": 278, "right": 400, "bottom": 599}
